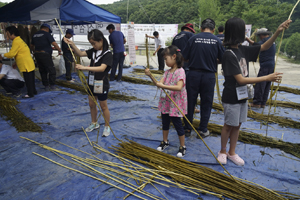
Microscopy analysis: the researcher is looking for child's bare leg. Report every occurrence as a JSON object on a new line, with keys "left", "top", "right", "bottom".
{"left": 99, "top": 100, "right": 110, "bottom": 126}
{"left": 88, "top": 96, "right": 97, "bottom": 123}
{"left": 163, "top": 130, "right": 169, "bottom": 142}
{"left": 220, "top": 123, "right": 233, "bottom": 154}
{"left": 178, "top": 135, "right": 185, "bottom": 147}
{"left": 228, "top": 123, "right": 242, "bottom": 155}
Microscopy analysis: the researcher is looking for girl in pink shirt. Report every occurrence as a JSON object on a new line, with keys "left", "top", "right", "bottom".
{"left": 145, "top": 45, "right": 187, "bottom": 157}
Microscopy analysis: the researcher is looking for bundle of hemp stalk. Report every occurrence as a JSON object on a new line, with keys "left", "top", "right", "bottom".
{"left": 112, "top": 140, "right": 300, "bottom": 200}
{"left": 0, "top": 94, "right": 43, "bottom": 132}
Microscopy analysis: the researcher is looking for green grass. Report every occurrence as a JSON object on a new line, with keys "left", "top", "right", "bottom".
{"left": 279, "top": 54, "right": 300, "bottom": 64}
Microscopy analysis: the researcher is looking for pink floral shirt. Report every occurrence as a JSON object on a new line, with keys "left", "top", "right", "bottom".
{"left": 158, "top": 68, "right": 187, "bottom": 117}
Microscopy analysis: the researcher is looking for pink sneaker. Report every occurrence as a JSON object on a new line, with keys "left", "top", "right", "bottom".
{"left": 227, "top": 153, "right": 245, "bottom": 166}
{"left": 217, "top": 152, "right": 227, "bottom": 164}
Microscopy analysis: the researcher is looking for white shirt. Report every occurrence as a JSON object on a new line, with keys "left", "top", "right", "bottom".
{"left": 155, "top": 37, "right": 165, "bottom": 49}
{"left": 0, "top": 64, "right": 24, "bottom": 82}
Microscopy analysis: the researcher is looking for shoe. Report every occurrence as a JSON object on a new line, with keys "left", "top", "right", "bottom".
{"left": 85, "top": 122, "right": 100, "bottom": 132}
{"left": 45, "top": 86, "right": 50, "bottom": 91}
{"left": 227, "top": 153, "right": 245, "bottom": 166}
{"left": 102, "top": 126, "right": 111, "bottom": 137}
{"left": 184, "top": 129, "right": 191, "bottom": 137}
{"left": 34, "top": 91, "right": 38, "bottom": 95}
{"left": 157, "top": 140, "right": 169, "bottom": 151}
{"left": 22, "top": 94, "right": 33, "bottom": 98}
{"left": 196, "top": 130, "right": 210, "bottom": 139}
{"left": 67, "top": 79, "right": 75, "bottom": 83}
{"left": 250, "top": 103, "right": 261, "bottom": 108}
{"left": 50, "top": 85, "right": 61, "bottom": 91}
{"left": 217, "top": 151, "right": 227, "bottom": 164}
{"left": 177, "top": 146, "right": 186, "bottom": 158}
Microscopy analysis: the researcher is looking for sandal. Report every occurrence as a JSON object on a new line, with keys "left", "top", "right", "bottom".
{"left": 217, "top": 152, "right": 227, "bottom": 164}
{"left": 22, "top": 94, "right": 33, "bottom": 98}
{"left": 227, "top": 153, "right": 245, "bottom": 166}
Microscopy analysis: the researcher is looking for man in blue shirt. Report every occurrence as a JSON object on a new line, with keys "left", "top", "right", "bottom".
{"left": 31, "top": 24, "right": 61, "bottom": 91}
{"left": 216, "top": 25, "right": 224, "bottom": 42}
{"left": 106, "top": 24, "right": 126, "bottom": 82}
{"left": 61, "top": 29, "right": 75, "bottom": 81}
{"left": 181, "top": 18, "right": 224, "bottom": 138}
{"left": 172, "top": 23, "right": 195, "bottom": 71}
{"left": 249, "top": 28, "right": 276, "bottom": 108}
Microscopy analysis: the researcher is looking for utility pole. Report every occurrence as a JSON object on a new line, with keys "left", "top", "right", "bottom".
{"left": 199, "top": 17, "right": 201, "bottom": 29}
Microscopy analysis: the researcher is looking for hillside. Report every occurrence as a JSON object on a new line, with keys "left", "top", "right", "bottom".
{"left": 99, "top": 0, "right": 300, "bottom": 37}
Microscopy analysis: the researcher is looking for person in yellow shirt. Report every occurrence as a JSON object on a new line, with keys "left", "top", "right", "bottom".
{"left": 1, "top": 26, "right": 37, "bottom": 98}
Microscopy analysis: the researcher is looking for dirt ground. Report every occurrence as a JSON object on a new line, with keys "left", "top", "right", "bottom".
{"left": 133, "top": 54, "right": 300, "bottom": 87}
{"left": 1, "top": 47, "right": 299, "bottom": 87}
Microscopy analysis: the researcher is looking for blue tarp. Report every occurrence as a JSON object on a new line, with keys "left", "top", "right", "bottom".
{"left": 0, "top": 0, "right": 121, "bottom": 24}
{"left": 0, "top": 66, "right": 299, "bottom": 199}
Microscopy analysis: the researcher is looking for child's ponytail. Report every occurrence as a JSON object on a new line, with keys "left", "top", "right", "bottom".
{"left": 162, "top": 45, "right": 184, "bottom": 68}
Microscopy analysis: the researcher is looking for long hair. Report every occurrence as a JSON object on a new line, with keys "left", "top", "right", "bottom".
{"left": 5, "top": 26, "right": 20, "bottom": 36}
{"left": 87, "top": 29, "right": 109, "bottom": 56}
{"left": 162, "top": 45, "right": 183, "bottom": 68}
{"left": 223, "top": 17, "right": 245, "bottom": 46}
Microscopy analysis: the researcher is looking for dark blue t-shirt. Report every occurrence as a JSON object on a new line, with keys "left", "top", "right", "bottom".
{"left": 181, "top": 32, "right": 224, "bottom": 72}
{"left": 61, "top": 37, "right": 73, "bottom": 61}
{"left": 109, "top": 31, "right": 125, "bottom": 53}
{"left": 172, "top": 31, "right": 194, "bottom": 50}
{"left": 31, "top": 30, "right": 55, "bottom": 55}
{"left": 216, "top": 33, "right": 224, "bottom": 42}
{"left": 258, "top": 37, "right": 276, "bottom": 68}
{"left": 172, "top": 31, "right": 194, "bottom": 70}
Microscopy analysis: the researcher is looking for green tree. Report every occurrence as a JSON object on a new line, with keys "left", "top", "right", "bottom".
{"left": 242, "top": 0, "right": 293, "bottom": 33}
{"left": 285, "top": 32, "right": 300, "bottom": 60}
{"left": 198, "top": 0, "right": 220, "bottom": 22}
{"left": 228, "top": 0, "right": 249, "bottom": 18}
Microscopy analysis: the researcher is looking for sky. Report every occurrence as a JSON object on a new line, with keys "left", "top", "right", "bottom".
{"left": 0, "top": 0, "right": 120, "bottom": 5}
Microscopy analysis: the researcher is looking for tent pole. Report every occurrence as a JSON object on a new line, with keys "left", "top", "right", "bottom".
{"left": 58, "top": 19, "right": 62, "bottom": 48}
{"left": 7, "top": 22, "right": 13, "bottom": 66}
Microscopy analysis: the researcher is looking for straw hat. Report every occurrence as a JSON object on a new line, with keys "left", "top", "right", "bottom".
{"left": 256, "top": 28, "right": 272, "bottom": 35}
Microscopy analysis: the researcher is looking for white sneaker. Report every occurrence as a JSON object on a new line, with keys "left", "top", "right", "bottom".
{"left": 102, "top": 126, "right": 111, "bottom": 137}
{"left": 85, "top": 122, "right": 100, "bottom": 132}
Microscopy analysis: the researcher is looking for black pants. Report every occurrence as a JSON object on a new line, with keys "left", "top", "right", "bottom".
{"left": 157, "top": 48, "right": 165, "bottom": 71}
{"left": 35, "top": 52, "right": 56, "bottom": 86}
{"left": 63, "top": 54, "right": 73, "bottom": 80}
{"left": 23, "top": 70, "right": 37, "bottom": 97}
{"left": 253, "top": 67, "right": 274, "bottom": 106}
{"left": 0, "top": 78, "right": 24, "bottom": 95}
{"left": 183, "top": 70, "right": 215, "bottom": 132}
{"left": 162, "top": 113, "right": 185, "bottom": 136}
{"left": 110, "top": 52, "right": 125, "bottom": 81}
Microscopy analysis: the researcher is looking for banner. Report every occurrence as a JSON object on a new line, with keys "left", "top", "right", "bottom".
{"left": 121, "top": 24, "right": 178, "bottom": 45}
{"left": 51, "top": 22, "right": 120, "bottom": 36}
{"left": 127, "top": 22, "right": 136, "bottom": 65}
{"left": 242, "top": 24, "right": 252, "bottom": 46}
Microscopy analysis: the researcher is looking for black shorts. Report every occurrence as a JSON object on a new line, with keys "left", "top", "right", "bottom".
{"left": 94, "top": 92, "right": 108, "bottom": 101}
{"left": 87, "top": 87, "right": 108, "bottom": 101}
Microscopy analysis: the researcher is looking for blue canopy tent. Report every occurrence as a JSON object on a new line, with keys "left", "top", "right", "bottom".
{"left": 0, "top": 0, "right": 121, "bottom": 24}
